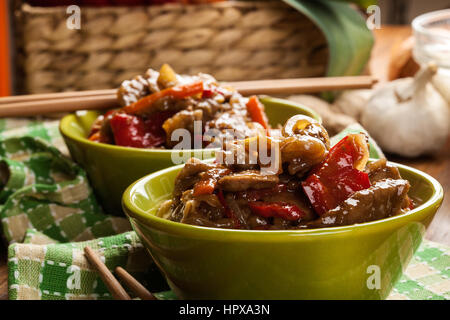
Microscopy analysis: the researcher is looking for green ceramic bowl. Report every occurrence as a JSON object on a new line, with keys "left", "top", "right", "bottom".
{"left": 123, "top": 160, "right": 443, "bottom": 300}
{"left": 59, "top": 97, "right": 321, "bottom": 215}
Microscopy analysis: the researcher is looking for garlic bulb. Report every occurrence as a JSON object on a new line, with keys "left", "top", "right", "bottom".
{"left": 361, "top": 63, "right": 449, "bottom": 157}
{"left": 332, "top": 89, "right": 373, "bottom": 122}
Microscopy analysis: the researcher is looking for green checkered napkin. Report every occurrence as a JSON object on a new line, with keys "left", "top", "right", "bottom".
{"left": 0, "top": 121, "right": 131, "bottom": 243}
{"left": 0, "top": 117, "right": 449, "bottom": 300}
{"left": 388, "top": 241, "right": 450, "bottom": 300}
{"left": 8, "top": 229, "right": 152, "bottom": 300}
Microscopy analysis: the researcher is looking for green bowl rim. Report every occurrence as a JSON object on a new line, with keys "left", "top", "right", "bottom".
{"left": 122, "top": 159, "right": 444, "bottom": 240}
{"left": 59, "top": 96, "right": 322, "bottom": 155}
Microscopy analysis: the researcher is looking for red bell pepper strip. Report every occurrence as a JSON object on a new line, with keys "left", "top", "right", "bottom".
{"left": 88, "top": 131, "right": 101, "bottom": 142}
{"left": 249, "top": 201, "right": 305, "bottom": 221}
{"left": 110, "top": 113, "right": 155, "bottom": 148}
{"left": 408, "top": 198, "right": 415, "bottom": 210}
{"left": 246, "top": 96, "right": 269, "bottom": 130}
{"left": 202, "top": 87, "right": 215, "bottom": 99}
{"left": 192, "top": 167, "right": 232, "bottom": 197}
{"left": 110, "top": 111, "right": 174, "bottom": 148}
{"left": 122, "top": 81, "right": 204, "bottom": 115}
{"left": 193, "top": 178, "right": 216, "bottom": 197}
{"left": 302, "top": 134, "right": 371, "bottom": 216}
{"left": 144, "top": 110, "right": 176, "bottom": 139}
{"left": 311, "top": 134, "right": 369, "bottom": 175}
{"left": 302, "top": 168, "right": 371, "bottom": 216}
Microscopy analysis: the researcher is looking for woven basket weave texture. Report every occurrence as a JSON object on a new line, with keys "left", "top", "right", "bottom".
{"left": 15, "top": 1, "right": 328, "bottom": 93}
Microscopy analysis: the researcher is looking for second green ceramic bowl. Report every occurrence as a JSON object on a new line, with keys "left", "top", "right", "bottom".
{"left": 123, "top": 160, "right": 443, "bottom": 300}
{"left": 59, "top": 97, "right": 321, "bottom": 215}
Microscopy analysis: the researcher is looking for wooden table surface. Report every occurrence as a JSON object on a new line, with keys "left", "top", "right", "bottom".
{"left": 0, "top": 26, "right": 448, "bottom": 300}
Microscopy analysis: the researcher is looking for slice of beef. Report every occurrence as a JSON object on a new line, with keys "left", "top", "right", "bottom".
{"left": 304, "top": 178, "right": 410, "bottom": 228}
{"left": 366, "top": 159, "right": 413, "bottom": 210}
{"left": 366, "top": 158, "right": 402, "bottom": 183}
{"left": 217, "top": 170, "right": 279, "bottom": 192}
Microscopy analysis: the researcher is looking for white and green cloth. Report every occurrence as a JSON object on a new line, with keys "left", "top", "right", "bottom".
{"left": 0, "top": 118, "right": 448, "bottom": 300}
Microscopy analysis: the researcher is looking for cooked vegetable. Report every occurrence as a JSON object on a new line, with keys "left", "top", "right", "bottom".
{"left": 281, "top": 114, "right": 330, "bottom": 148}
{"left": 109, "top": 112, "right": 173, "bottom": 148}
{"left": 164, "top": 115, "right": 413, "bottom": 230}
{"left": 288, "top": 94, "right": 356, "bottom": 136}
{"left": 88, "top": 131, "right": 101, "bottom": 142}
{"left": 280, "top": 136, "right": 328, "bottom": 177}
{"left": 122, "top": 81, "right": 204, "bottom": 115}
{"left": 279, "top": 115, "right": 330, "bottom": 177}
{"left": 302, "top": 167, "right": 371, "bottom": 216}
{"left": 249, "top": 202, "right": 305, "bottom": 221}
{"left": 301, "top": 133, "right": 370, "bottom": 216}
{"left": 157, "top": 63, "right": 178, "bottom": 89}
{"left": 246, "top": 96, "right": 269, "bottom": 130}
{"left": 193, "top": 167, "right": 231, "bottom": 196}
{"left": 89, "top": 65, "right": 270, "bottom": 150}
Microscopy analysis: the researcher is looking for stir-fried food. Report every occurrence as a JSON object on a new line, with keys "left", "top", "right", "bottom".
{"left": 158, "top": 115, "right": 413, "bottom": 230}
{"left": 88, "top": 64, "right": 269, "bottom": 149}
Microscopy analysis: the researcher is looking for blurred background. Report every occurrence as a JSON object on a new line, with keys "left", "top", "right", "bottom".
{"left": 0, "top": 0, "right": 449, "bottom": 97}
{"left": 379, "top": 0, "right": 450, "bottom": 24}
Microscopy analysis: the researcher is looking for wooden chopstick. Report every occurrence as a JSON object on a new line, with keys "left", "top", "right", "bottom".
{"left": 0, "top": 95, "right": 119, "bottom": 117}
{"left": 225, "top": 75, "right": 377, "bottom": 95}
{"left": 0, "top": 76, "right": 377, "bottom": 117}
{"left": 84, "top": 246, "right": 131, "bottom": 300}
{"left": 0, "top": 89, "right": 115, "bottom": 104}
{"left": 115, "top": 267, "right": 156, "bottom": 300}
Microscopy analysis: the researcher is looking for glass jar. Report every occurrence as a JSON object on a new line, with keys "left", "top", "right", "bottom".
{"left": 412, "top": 9, "right": 450, "bottom": 103}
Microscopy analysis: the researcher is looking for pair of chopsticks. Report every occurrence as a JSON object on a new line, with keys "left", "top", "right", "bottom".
{"left": 84, "top": 246, "right": 156, "bottom": 300}
{"left": 0, "top": 76, "right": 377, "bottom": 117}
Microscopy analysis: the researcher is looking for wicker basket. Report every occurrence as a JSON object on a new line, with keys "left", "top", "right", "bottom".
{"left": 14, "top": 1, "right": 328, "bottom": 94}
